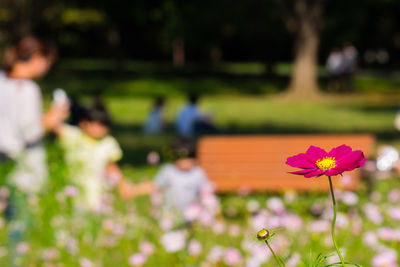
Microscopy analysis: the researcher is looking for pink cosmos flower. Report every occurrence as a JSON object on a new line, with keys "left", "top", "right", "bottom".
{"left": 372, "top": 249, "right": 398, "bottom": 267}
{"left": 161, "top": 230, "right": 186, "bottom": 253}
{"left": 139, "top": 241, "right": 155, "bottom": 256}
{"left": 129, "top": 253, "right": 147, "bottom": 266}
{"left": 223, "top": 248, "right": 243, "bottom": 266}
{"left": 188, "top": 239, "right": 202, "bottom": 256}
{"left": 286, "top": 145, "right": 366, "bottom": 178}
{"left": 79, "top": 258, "right": 95, "bottom": 267}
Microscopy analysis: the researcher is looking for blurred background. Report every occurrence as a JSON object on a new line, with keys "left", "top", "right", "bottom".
{"left": 1, "top": 0, "right": 400, "bottom": 266}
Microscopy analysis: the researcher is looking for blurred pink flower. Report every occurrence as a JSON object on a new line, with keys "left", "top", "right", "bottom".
{"left": 388, "top": 189, "right": 400, "bottom": 202}
{"left": 42, "top": 248, "right": 60, "bottom": 261}
{"left": 282, "top": 214, "right": 303, "bottom": 231}
{"left": 267, "top": 197, "right": 285, "bottom": 214}
{"left": 250, "top": 210, "right": 269, "bottom": 230}
{"left": 246, "top": 200, "right": 260, "bottom": 213}
{"left": 228, "top": 224, "right": 241, "bottom": 237}
{"left": 286, "top": 253, "right": 301, "bottom": 267}
{"left": 249, "top": 242, "right": 271, "bottom": 262}
{"left": 246, "top": 257, "right": 262, "bottom": 267}
{"left": 199, "top": 211, "right": 214, "bottom": 227}
{"left": 310, "top": 203, "right": 324, "bottom": 216}
{"left": 66, "top": 238, "right": 78, "bottom": 255}
{"left": 129, "top": 253, "right": 148, "bottom": 266}
{"left": 223, "top": 248, "right": 243, "bottom": 266}
{"left": 188, "top": 239, "right": 202, "bottom": 256}
{"left": 237, "top": 186, "right": 251, "bottom": 196}
{"left": 160, "top": 215, "right": 173, "bottom": 231}
{"left": 212, "top": 221, "right": 226, "bottom": 234}
{"left": 372, "top": 249, "right": 398, "bottom": 267}
{"left": 378, "top": 227, "right": 396, "bottom": 241}
{"left": 161, "top": 230, "right": 186, "bottom": 253}
{"left": 139, "top": 241, "right": 155, "bottom": 256}
{"left": 16, "top": 242, "right": 30, "bottom": 255}
{"left": 0, "top": 187, "right": 10, "bottom": 199}
{"left": 307, "top": 220, "right": 330, "bottom": 233}
{"left": 79, "top": 258, "right": 95, "bottom": 267}
{"left": 64, "top": 185, "right": 79, "bottom": 197}
{"left": 388, "top": 207, "right": 400, "bottom": 221}
{"left": 150, "top": 191, "right": 163, "bottom": 207}
{"left": 341, "top": 191, "right": 358, "bottom": 206}
{"left": 113, "top": 223, "right": 126, "bottom": 236}
{"left": 286, "top": 145, "right": 366, "bottom": 177}
{"left": 363, "top": 231, "right": 378, "bottom": 247}
{"left": 201, "top": 193, "right": 220, "bottom": 215}
{"left": 147, "top": 151, "right": 160, "bottom": 165}
{"left": 336, "top": 213, "right": 349, "bottom": 228}
{"left": 266, "top": 215, "right": 282, "bottom": 229}
{"left": 183, "top": 203, "right": 202, "bottom": 222}
{"left": 364, "top": 203, "right": 383, "bottom": 224}
{"left": 283, "top": 191, "right": 297, "bottom": 203}
{"left": 207, "top": 246, "right": 224, "bottom": 263}
{"left": 102, "top": 219, "right": 115, "bottom": 232}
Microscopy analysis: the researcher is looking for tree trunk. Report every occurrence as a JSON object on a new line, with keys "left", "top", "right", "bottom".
{"left": 278, "top": 0, "right": 324, "bottom": 99}
{"left": 172, "top": 38, "right": 185, "bottom": 67}
{"left": 288, "top": 17, "right": 319, "bottom": 98}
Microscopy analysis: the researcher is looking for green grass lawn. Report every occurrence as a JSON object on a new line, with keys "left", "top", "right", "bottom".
{"left": 36, "top": 59, "right": 400, "bottom": 168}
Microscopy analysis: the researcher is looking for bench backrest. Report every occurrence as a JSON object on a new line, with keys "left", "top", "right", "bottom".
{"left": 198, "top": 135, "right": 375, "bottom": 192}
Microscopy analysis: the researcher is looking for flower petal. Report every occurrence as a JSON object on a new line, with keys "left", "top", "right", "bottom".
{"left": 305, "top": 146, "right": 328, "bottom": 161}
{"left": 325, "top": 167, "right": 346, "bottom": 176}
{"left": 327, "top": 145, "right": 352, "bottom": 160}
{"left": 336, "top": 150, "right": 366, "bottom": 172}
{"left": 289, "top": 168, "right": 318, "bottom": 175}
{"left": 286, "top": 153, "right": 316, "bottom": 169}
{"left": 304, "top": 169, "right": 325, "bottom": 178}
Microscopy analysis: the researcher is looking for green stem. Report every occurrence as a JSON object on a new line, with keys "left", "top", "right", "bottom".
{"left": 328, "top": 176, "right": 346, "bottom": 267}
{"left": 265, "top": 240, "right": 284, "bottom": 267}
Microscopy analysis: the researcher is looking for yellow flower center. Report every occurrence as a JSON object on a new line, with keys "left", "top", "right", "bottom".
{"left": 316, "top": 157, "right": 336, "bottom": 170}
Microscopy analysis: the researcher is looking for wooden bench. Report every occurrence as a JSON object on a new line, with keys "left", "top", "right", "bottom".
{"left": 198, "top": 135, "right": 375, "bottom": 192}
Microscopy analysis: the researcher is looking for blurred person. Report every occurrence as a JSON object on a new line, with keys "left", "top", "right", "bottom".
{"left": 326, "top": 47, "right": 343, "bottom": 91}
{"left": 0, "top": 35, "right": 64, "bottom": 266}
{"left": 53, "top": 98, "right": 139, "bottom": 212}
{"left": 155, "top": 139, "right": 213, "bottom": 214}
{"left": 175, "top": 94, "right": 216, "bottom": 137}
{"left": 341, "top": 42, "right": 358, "bottom": 91}
{"left": 143, "top": 97, "right": 165, "bottom": 134}
{"left": 0, "top": 35, "right": 63, "bottom": 192}
{"left": 342, "top": 42, "right": 358, "bottom": 75}
{"left": 129, "top": 139, "right": 214, "bottom": 222}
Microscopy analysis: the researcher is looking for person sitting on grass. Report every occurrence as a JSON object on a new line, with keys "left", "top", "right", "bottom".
{"left": 53, "top": 98, "right": 139, "bottom": 212}
{"left": 143, "top": 97, "right": 166, "bottom": 134}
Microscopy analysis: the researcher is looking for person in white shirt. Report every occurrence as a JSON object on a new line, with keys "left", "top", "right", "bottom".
{"left": 0, "top": 35, "right": 65, "bottom": 193}
{"left": 0, "top": 35, "right": 66, "bottom": 265}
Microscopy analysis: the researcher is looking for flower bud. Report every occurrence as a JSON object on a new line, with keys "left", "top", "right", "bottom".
{"left": 257, "top": 229, "right": 269, "bottom": 240}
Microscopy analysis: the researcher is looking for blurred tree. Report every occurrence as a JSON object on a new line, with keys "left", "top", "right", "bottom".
{"left": 277, "top": 0, "right": 325, "bottom": 98}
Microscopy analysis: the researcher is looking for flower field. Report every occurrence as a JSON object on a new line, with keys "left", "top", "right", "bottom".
{"left": 1, "top": 143, "right": 400, "bottom": 267}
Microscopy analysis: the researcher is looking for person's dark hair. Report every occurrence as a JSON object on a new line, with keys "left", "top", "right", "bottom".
{"left": 189, "top": 94, "right": 199, "bottom": 105}
{"left": 154, "top": 97, "right": 165, "bottom": 108}
{"left": 80, "top": 97, "right": 111, "bottom": 127}
{"left": 164, "top": 138, "right": 197, "bottom": 161}
{"left": 3, "top": 35, "right": 57, "bottom": 73}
